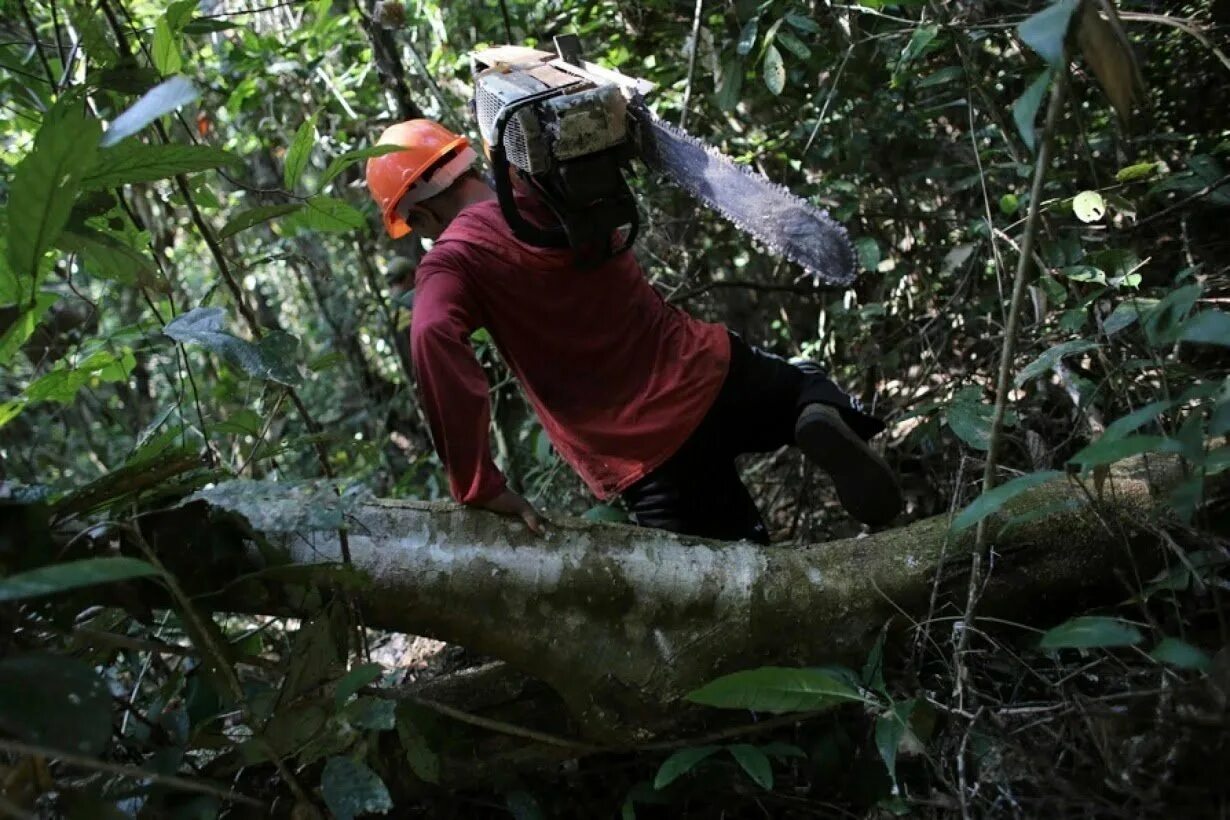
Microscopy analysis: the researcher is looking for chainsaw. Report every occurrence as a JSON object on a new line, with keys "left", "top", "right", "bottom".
{"left": 469, "top": 35, "right": 856, "bottom": 286}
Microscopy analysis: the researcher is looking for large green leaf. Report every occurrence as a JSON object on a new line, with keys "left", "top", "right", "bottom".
{"left": 1013, "top": 69, "right": 1052, "bottom": 153}
{"left": 875, "top": 700, "right": 915, "bottom": 786}
{"left": 0, "top": 557, "right": 161, "bottom": 602}
{"left": 1068, "top": 434, "right": 1165, "bottom": 469}
{"left": 284, "top": 115, "right": 318, "bottom": 190}
{"left": 0, "top": 654, "right": 113, "bottom": 757}
{"left": 728, "top": 744, "right": 773, "bottom": 790}
{"left": 57, "top": 227, "right": 157, "bottom": 287}
{"left": 1038, "top": 616, "right": 1143, "bottom": 649}
{"left": 951, "top": 470, "right": 1063, "bottom": 533}
{"left": 653, "top": 745, "right": 721, "bottom": 789}
{"left": 1019, "top": 0, "right": 1080, "bottom": 66}
{"left": 163, "top": 307, "right": 302, "bottom": 384}
{"left": 100, "top": 76, "right": 199, "bottom": 147}
{"left": 396, "top": 703, "right": 442, "bottom": 784}
{"left": 0, "top": 291, "right": 58, "bottom": 366}
{"left": 945, "top": 388, "right": 1017, "bottom": 451}
{"left": 152, "top": 17, "right": 183, "bottom": 75}
{"left": 283, "top": 196, "right": 366, "bottom": 233}
{"left": 687, "top": 666, "right": 867, "bottom": 713}
{"left": 1015, "top": 339, "right": 1099, "bottom": 386}
{"left": 83, "top": 143, "right": 237, "bottom": 190}
{"left": 1179, "top": 310, "right": 1230, "bottom": 347}
{"left": 219, "top": 204, "right": 304, "bottom": 239}
{"left": 2, "top": 349, "right": 137, "bottom": 428}
{"left": 320, "top": 757, "right": 393, "bottom": 820}
{"left": 6, "top": 104, "right": 102, "bottom": 301}
{"left": 1100, "top": 400, "right": 1175, "bottom": 440}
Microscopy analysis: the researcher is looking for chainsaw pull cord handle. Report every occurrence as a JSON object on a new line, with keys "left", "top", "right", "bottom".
{"left": 490, "top": 87, "right": 578, "bottom": 249}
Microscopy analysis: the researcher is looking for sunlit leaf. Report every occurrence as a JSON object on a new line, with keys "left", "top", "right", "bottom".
{"left": 284, "top": 114, "right": 318, "bottom": 190}
{"left": 163, "top": 307, "right": 302, "bottom": 385}
{"left": 152, "top": 18, "right": 183, "bottom": 75}
{"left": 1072, "top": 190, "right": 1106, "bottom": 222}
{"left": 283, "top": 196, "right": 366, "bottom": 233}
{"left": 1115, "top": 161, "right": 1160, "bottom": 183}
{"left": 219, "top": 204, "right": 304, "bottom": 239}
{"left": 0, "top": 291, "right": 58, "bottom": 366}
{"left": 320, "top": 144, "right": 403, "bottom": 188}
{"left": 101, "top": 76, "right": 199, "bottom": 147}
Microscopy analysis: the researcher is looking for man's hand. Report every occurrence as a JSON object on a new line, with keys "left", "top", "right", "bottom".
{"left": 478, "top": 489, "right": 546, "bottom": 535}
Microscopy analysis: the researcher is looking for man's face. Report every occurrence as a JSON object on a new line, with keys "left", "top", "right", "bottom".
{"left": 405, "top": 203, "right": 445, "bottom": 240}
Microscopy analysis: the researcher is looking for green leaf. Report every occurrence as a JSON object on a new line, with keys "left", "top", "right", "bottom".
{"left": 715, "top": 58, "right": 744, "bottom": 111}
{"left": 0, "top": 654, "right": 113, "bottom": 757}
{"left": 1059, "top": 265, "right": 1106, "bottom": 284}
{"left": 320, "top": 144, "right": 403, "bottom": 189}
{"left": 1068, "top": 434, "right": 1166, "bottom": 469}
{"left": 784, "top": 13, "right": 820, "bottom": 33}
{"left": 320, "top": 757, "right": 392, "bottom": 820}
{"left": 1015, "top": 339, "right": 1099, "bottom": 386}
{"left": 344, "top": 697, "right": 396, "bottom": 731}
{"left": 896, "top": 24, "right": 938, "bottom": 75}
{"left": 1115, "top": 162, "right": 1159, "bottom": 183}
{"left": 395, "top": 703, "right": 442, "bottom": 784}
{"left": 946, "top": 389, "right": 1016, "bottom": 451}
{"left": 1072, "top": 190, "right": 1106, "bottom": 222}
{"left": 284, "top": 115, "right": 318, "bottom": 190}
{"left": 687, "top": 666, "right": 867, "bottom": 713}
{"left": 335, "top": 663, "right": 383, "bottom": 708}
{"left": 1143, "top": 283, "right": 1201, "bottom": 346}
{"left": 184, "top": 478, "right": 360, "bottom": 533}
{"left": 875, "top": 700, "right": 915, "bottom": 786}
{"left": 83, "top": 143, "right": 237, "bottom": 190}
{"left": 917, "top": 65, "right": 964, "bottom": 88}
{"left": 775, "top": 30, "right": 811, "bottom": 59}
{"left": 1103, "top": 298, "right": 1152, "bottom": 335}
{"left": 1149, "top": 637, "right": 1212, "bottom": 672}
{"left": 163, "top": 307, "right": 301, "bottom": 384}
{"left": 854, "top": 237, "right": 881, "bottom": 271}
{"left": 152, "top": 18, "right": 183, "bottom": 75}
{"left": 1038, "top": 616, "right": 1143, "bottom": 650}
{"left": 219, "top": 204, "right": 304, "bottom": 239}
{"left": 0, "top": 557, "right": 161, "bottom": 602}
{"left": 1101, "top": 400, "right": 1175, "bottom": 440}
{"left": 101, "top": 76, "right": 199, "bottom": 147}
{"left": 0, "top": 291, "right": 58, "bottom": 366}
{"left": 6, "top": 105, "right": 102, "bottom": 300}
{"left": 951, "top": 471, "right": 1063, "bottom": 533}
{"left": 728, "top": 744, "right": 773, "bottom": 790}
{"left": 653, "top": 745, "right": 721, "bottom": 789}
{"left": 283, "top": 196, "right": 366, "bottom": 233}
{"left": 763, "top": 44, "right": 785, "bottom": 95}
{"left": 166, "top": 0, "right": 199, "bottom": 31}
{"left": 1019, "top": 0, "right": 1080, "bottom": 66}
{"left": 736, "top": 17, "right": 760, "bottom": 56}
{"left": 57, "top": 228, "right": 155, "bottom": 287}
{"left": 183, "top": 18, "right": 240, "bottom": 34}
{"left": 1013, "top": 69, "right": 1053, "bottom": 153}
{"left": 1179, "top": 310, "right": 1230, "bottom": 347}
{"left": 999, "top": 193, "right": 1020, "bottom": 215}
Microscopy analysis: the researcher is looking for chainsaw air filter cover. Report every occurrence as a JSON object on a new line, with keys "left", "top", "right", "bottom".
{"left": 471, "top": 46, "right": 629, "bottom": 175}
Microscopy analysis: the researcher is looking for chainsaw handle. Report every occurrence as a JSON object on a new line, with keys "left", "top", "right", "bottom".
{"left": 490, "top": 91, "right": 571, "bottom": 249}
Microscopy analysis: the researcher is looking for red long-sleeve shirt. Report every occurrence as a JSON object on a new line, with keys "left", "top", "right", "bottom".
{"left": 409, "top": 198, "right": 730, "bottom": 503}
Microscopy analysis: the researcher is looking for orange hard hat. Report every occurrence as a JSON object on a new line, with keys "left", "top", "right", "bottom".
{"left": 366, "top": 119, "right": 470, "bottom": 239}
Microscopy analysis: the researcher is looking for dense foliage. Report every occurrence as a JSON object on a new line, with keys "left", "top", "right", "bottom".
{"left": 0, "top": 0, "right": 1227, "bottom": 816}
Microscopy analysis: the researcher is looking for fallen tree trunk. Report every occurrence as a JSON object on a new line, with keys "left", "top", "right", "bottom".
{"left": 149, "top": 457, "right": 1187, "bottom": 741}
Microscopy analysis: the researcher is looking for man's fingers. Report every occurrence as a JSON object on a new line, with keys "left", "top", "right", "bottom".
{"left": 522, "top": 508, "right": 546, "bottom": 535}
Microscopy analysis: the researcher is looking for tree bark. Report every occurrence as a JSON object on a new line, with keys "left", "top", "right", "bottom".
{"left": 151, "top": 456, "right": 1186, "bottom": 742}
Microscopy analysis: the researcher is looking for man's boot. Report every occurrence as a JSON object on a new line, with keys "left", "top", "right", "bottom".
{"left": 794, "top": 403, "right": 902, "bottom": 526}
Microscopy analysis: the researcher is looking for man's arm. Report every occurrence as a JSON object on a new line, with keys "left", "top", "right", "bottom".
{"left": 410, "top": 269, "right": 544, "bottom": 533}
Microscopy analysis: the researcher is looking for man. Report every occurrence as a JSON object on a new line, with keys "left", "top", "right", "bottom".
{"left": 365, "top": 119, "right": 901, "bottom": 543}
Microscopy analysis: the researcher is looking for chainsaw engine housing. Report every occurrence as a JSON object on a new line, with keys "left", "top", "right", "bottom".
{"left": 470, "top": 41, "right": 649, "bottom": 260}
